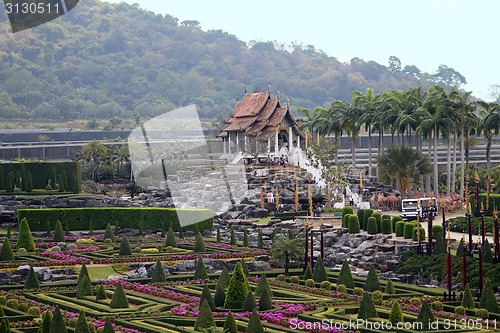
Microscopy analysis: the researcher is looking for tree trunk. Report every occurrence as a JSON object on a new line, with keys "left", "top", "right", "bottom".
{"left": 452, "top": 131, "right": 457, "bottom": 194}
{"left": 284, "top": 252, "right": 290, "bottom": 276}
{"left": 352, "top": 135, "right": 357, "bottom": 168}
{"left": 368, "top": 127, "right": 372, "bottom": 177}
{"left": 447, "top": 128, "right": 451, "bottom": 196}
{"left": 460, "top": 109, "right": 465, "bottom": 201}
{"left": 426, "top": 133, "right": 432, "bottom": 195}
{"left": 434, "top": 126, "right": 439, "bottom": 200}
{"left": 487, "top": 134, "right": 492, "bottom": 171}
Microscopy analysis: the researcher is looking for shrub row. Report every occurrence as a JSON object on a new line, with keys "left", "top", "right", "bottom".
{"left": 18, "top": 208, "right": 214, "bottom": 232}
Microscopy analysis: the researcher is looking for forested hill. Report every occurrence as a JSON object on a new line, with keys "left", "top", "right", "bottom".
{"left": 0, "top": 0, "right": 465, "bottom": 124}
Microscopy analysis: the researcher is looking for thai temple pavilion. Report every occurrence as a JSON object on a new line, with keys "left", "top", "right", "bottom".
{"left": 218, "top": 87, "right": 304, "bottom": 156}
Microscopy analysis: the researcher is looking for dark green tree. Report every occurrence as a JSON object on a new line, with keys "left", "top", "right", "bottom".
{"left": 230, "top": 227, "right": 237, "bottom": 245}
{"left": 150, "top": 259, "right": 166, "bottom": 283}
{"left": 385, "top": 279, "right": 396, "bottom": 294}
{"left": 103, "top": 224, "right": 115, "bottom": 243}
{"left": 389, "top": 300, "right": 403, "bottom": 324}
{"left": 199, "top": 284, "right": 215, "bottom": 311}
{"left": 24, "top": 265, "right": 39, "bottom": 289}
{"left": 337, "top": 260, "right": 354, "bottom": 288}
{"left": 77, "top": 264, "right": 90, "bottom": 290}
{"left": 0, "top": 238, "right": 14, "bottom": 261}
{"left": 312, "top": 256, "right": 328, "bottom": 282}
{"left": 49, "top": 307, "right": 67, "bottom": 333}
{"left": 194, "top": 300, "right": 215, "bottom": 332}
{"left": 77, "top": 275, "right": 92, "bottom": 299}
{"left": 416, "top": 300, "right": 435, "bottom": 331}
{"left": 483, "top": 239, "right": 494, "bottom": 264}
{"left": 74, "top": 310, "right": 90, "bottom": 333}
{"left": 240, "top": 258, "right": 250, "bottom": 277}
{"left": 358, "top": 293, "right": 378, "bottom": 320}
{"left": 257, "top": 229, "right": 264, "bottom": 249}
{"left": 479, "top": 278, "right": 499, "bottom": 313}
{"left": 193, "top": 257, "right": 208, "bottom": 280}
{"left": 17, "top": 217, "right": 35, "bottom": 252}
{"left": 243, "top": 228, "right": 249, "bottom": 247}
{"left": 6, "top": 225, "right": 11, "bottom": 240}
{"left": 40, "top": 310, "right": 53, "bottom": 333}
{"left": 461, "top": 284, "right": 475, "bottom": 309}
{"left": 303, "top": 264, "right": 313, "bottom": 280}
{"left": 270, "top": 229, "right": 304, "bottom": 275}
{"left": 363, "top": 265, "right": 381, "bottom": 292}
{"left": 194, "top": 232, "right": 206, "bottom": 253}
{"left": 216, "top": 228, "right": 221, "bottom": 243}
{"left": 165, "top": 228, "right": 177, "bottom": 247}
{"left": 0, "top": 319, "right": 9, "bottom": 333}
{"left": 178, "top": 228, "right": 184, "bottom": 239}
{"left": 246, "top": 309, "right": 264, "bottom": 333}
{"left": 216, "top": 266, "right": 230, "bottom": 290}
{"left": 214, "top": 284, "right": 226, "bottom": 307}
{"left": 118, "top": 237, "right": 132, "bottom": 256}
{"left": 110, "top": 283, "right": 129, "bottom": 309}
{"left": 224, "top": 262, "right": 249, "bottom": 309}
{"left": 53, "top": 220, "right": 64, "bottom": 242}
{"left": 243, "top": 290, "right": 256, "bottom": 312}
{"left": 348, "top": 215, "right": 360, "bottom": 233}
{"left": 96, "top": 285, "right": 107, "bottom": 301}
{"left": 102, "top": 318, "right": 114, "bottom": 333}
{"left": 258, "top": 283, "right": 272, "bottom": 311}
{"left": 432, "top": 233, "right": 447, "bottom": 255}
{"left": 254, "top": 273, "right": 272, "bottom": 297}
{"left": 223, "top": 311, "right": 238, "bottom": 333}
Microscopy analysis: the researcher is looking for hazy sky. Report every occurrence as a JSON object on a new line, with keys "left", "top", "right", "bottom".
{"left": 105, "top": 0, "right": 499, "bottom": 101}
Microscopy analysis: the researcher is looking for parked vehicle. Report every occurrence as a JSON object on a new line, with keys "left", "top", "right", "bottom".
{"left": 401, "top": 197, "right": 437, "bottom": 221}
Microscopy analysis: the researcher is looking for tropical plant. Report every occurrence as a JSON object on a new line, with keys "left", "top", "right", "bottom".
{"left": 270, "top": 229, "right": 304, "bottom": 275}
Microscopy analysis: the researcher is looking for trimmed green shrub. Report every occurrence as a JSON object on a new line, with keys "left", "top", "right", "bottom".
{"left": 342, "top": 214, "right": 351, "bottom": 228}
{"left": 336, "top": 284, "right": 347, "bottom": 294}
{"left": 320, "top": 281, "right": 332, "bottom": 290}
{"left": 312, "top": 256, "right": 328, "bottom": 282}
{"left": 243, "top": 290, "right": 256, "bottom": 312}
{"left": 53, "top": 220, "right": 64, "bottom": 242}
{"left": 17, "top": 218, "right": 35, "bottom": 252}
{"left": 230, "top": 227, "right": 237, "bottom": 245}
{"left": 258, "top": 283, "right": 272, "bottom": 311}
{"left": 367, "top": 217, "right": 377, "bottom": 235}
{"left": 216, "top": 228, "right": 221, "bottom": 243}
{"left": 480, "top": 278, "right": 499, "bottom": 313}
{"left": 18, "top": 303, "right": 28, "bottom": 312}
{"left": 290, "top": 276, "right": 300, "bottom": 284}
{"left": 303, "top": 264, "right": 313, "bottom": 280}
{"left": 412, "top": 227, "right": 426, "bottom": 241}
{"left": 462, "top": 284, "right": 475, "bottom": 309}
{"left": 342, "top": 206, "right": 353, "bottom": 218}
{"left": 224, "top": 262, "right": 249, "bottom": 309}
{"left": 223, "top": 311, "right": 238, "bottom": 333}
{"left": 77, "top": 264, "right": 90, "bottom": 290}
{"left": 385, "top": 279, "right": 396, "bottom": 294}
{"left": 243, "top": 228, "right": 249, "bottom": 247}
{"left": 432, "top": 225, "right": 444, "bottom": 239}
{"left": 433, "top": 233, "right": 447, "bottom": 255}
{"left": 483, "top": 239, "right": 494, "bottom": 264}
{"left": 118, "top": 237, "right": 132, "bottom": 256}
{"left": 348, "top": 215, "right": 360, "bottom": 234}
{"left": 389, "top": 300, "right": 403, "bottom": 324}
{"left": 404, "top": 222, "right": 416, "bottom": 239}
{"left": 476, "top": 308, "right": 489, "bottom": 320}
{"left": 5, "top": 299, "right": 18, "bottom": 309}
{"left": 165, "top": 228, "right": 177, "bottom": 247}
{"left": 240, "top": 258, "right": 250, "bottom": 277}
{"left": 305, "top": 279, "right": 315, "bottom": 288}
{"left": 103, "top": 224, "right": 115, "bottom": 243}
{"left": 395, "top": 221, "right": 405, "bottom": 237}
{"left": 391, "top": 215, "right": 403, "bottom": 232}
{"left": 354, "top": 287, "right": 364, "bottom": 296}
{"left": 456, "top": 238, "right": 466, "bottom": 257}
{"left": 194, "top": 232, "right": 206, "bottom": 253}
{"left": 0, "top": 296, "right": 6, "bottom": 306}
{"left": 363, "top": 209, "right": 374, "bottom": 230}
{"left": 110, "top": 283, "right": 129, "bottom": 309}
{"left": 372, "top": 212, "right": 382, "bottom": 230}
{"left": 363, "top": 265, "right": 381, "bottom": 292}
{"left": 357, "top": 209, "right": 365, "bottom": 229}
{"left": 101, "top": 318, "right": 114, "bottom": 333}
{"left": 194, "top": 300, "right": 215, "bottom": 331}
{"left": 17, "top": 248, "right": 27, "bottom": 256}
{"left": 75, "top": 311, "right": 90, "bottom": 333}
{"left": 416, "top": 300, "right": 435, "bottom": 331}
{"left": 0, "top": 238, "right": 14, "bottom": 262}
{"left": 337, "top": 260, "right": 354, "bottom": 289}
{"left": 432, "top": 301, "right": 443, "bottom": 311}
{"left": 214, "top": 285, "right": 226, "bottom": 307}
{"left": 49, "top": 307, "right": 67, "bottom": 333}
{"left": 216, "top": 266, "right": 230, "bottom": 290}
{"left": 95, "top": 285, "right": 107, "bottom": 301}
{"left": 40, "top": 310, "right": 53, "bottom": 333}
{"left": 178, "top": 228, "right": 184, "bottom": 239}
{"left": 257, "top": 229, "right": 264, "bottom": 249}
{"left": 0, "top": 305, "right": 3, "bottom": 317}
{"left": 358, "top": 293, "right": 377, "bottom": 320}
{"left": 193, "top": 257, "right": 208, "bottom": 280}
{"left": 25, "top": 265, "right": 39, "bottom": 289}
{"left": 77, "top": 275, "right": 92, "bottom": 299}
{"left": 200, "top": 284, "right": 215, "bottom": 311}
{"left": 246, "top": 309, "right": 264, "bottom": 333}
{"left": 410, "top": 297, "right": 422, "bottom": 307}
{"left": 255, "top": 273, "right": 272, "bottom": 297}
{"left": 276, "top": 274, "right": 286, "bottom": 282}
{"left": 381, "top": 218, "right": 392, "bottom": 234}
{"left": 371, "top": 290, "right": 383, "bottom": 302}
{"left": 150, "top": 259, "right": 166, "bottom": 283}
{"left": 455, "top": 306, "right": 466, "bottom": 315}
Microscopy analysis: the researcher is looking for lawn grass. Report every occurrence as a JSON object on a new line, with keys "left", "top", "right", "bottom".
{"left": 87, "top": 265, "right": 123, "bottom": 280}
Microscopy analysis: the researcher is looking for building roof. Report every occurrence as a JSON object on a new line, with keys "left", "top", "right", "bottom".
{"left": 219, "top": 90, "right": 302, "bottom": 140}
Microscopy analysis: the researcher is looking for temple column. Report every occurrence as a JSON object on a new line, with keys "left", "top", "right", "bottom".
{"left": 223, "top": 137, "right": 227, "bottom": 154}
{"left": 236, "top": 132, "right": 240, "bottom": 152}
{"left": 297, "top": 135, "right": 301, "bottom": 149}
{"left": 228, "top": 133, "right": 232, "bottom": 153}
{"left": 275, "top": 129, "right": 279, "bottom": 154}
{"left": 267, "top": 138, "right": 271, "bottom": 153}
{"left": 244, "top": 135, "right": 248, "bottom": 153}
{"left": 289, "top": 127, "right": 293, "bottom": 152}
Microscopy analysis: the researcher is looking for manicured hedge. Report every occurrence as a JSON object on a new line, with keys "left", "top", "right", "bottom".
{"left": 0, "top": 162, "right": 81, "bottom": 193}
{"left": 18, "top": 208, "right": 214, "bottom": 232}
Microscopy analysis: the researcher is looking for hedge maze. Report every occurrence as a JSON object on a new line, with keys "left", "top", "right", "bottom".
{"left": 1, "top": 209, "right": 500, "bottom": 332}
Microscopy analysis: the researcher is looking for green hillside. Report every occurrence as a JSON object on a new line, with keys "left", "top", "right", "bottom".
{"left": 0, "top": 0, "right": 463, "bottom": 124}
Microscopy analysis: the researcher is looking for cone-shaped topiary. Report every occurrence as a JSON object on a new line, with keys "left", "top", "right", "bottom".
{"left": 0, "top": 319, "right": 9, "bottom": 333}
{"left": 385, "top": 279, "right": 396, "bottom": 294}
{"left": 77, "top": 264, "right": 90, "bottom": 290}
{"left": 246, "top": 309, "right": 264, "bottom": 333}
{"left": 77, "top": 275, "right": 92, "bottom": 299}
{"left": 243, "top": 290, "right": 256, "bottom": 312}
{"left": 24, "top": 265, "right": 39, "bottom": 290}
{"left": 96, "top": 285, "right": 107, "bottom": 301}
{"left": 461, "top": 284, "right": 475, "bottom": 309}
{"left": 216, "top": 266, "right": 230, "bottom": 290}
{"left": 74, "top": 310, "right": 90, "bottom": 333}
{"left": 53, "top": 220, "right": 65, "bottom": 242}
{"left": 337, "top": 260, "right": 354, "bottom": 289}
{"left": 102, "top": 318, "right": 114, "bottom": 333}
{"left": 216, "top": 228, "right": 221, "bottom": 243}
{"left": 118, "top": 237, "right": 132, "bottom": 256}
{"left": 0, "top": 305, "right": 4, "bottom": 317}
{"left": 303, "top": 264, "right": 313, "bottom": 281}
{"left": 150, "top": 259, "right": 166, "bottom": 283}
{"left": 88, "top": 221, "right": 94, "bottom": 237}
{"left": 223, "top": 311, "right": 238, "bottom": 333}
{"left": 363, "top": 265, "right": 381, "bottom": 292}
{"left": 103, "top": 224, "right": 115, "bottom": 243}
{"left": 483, "top": 239, "right": 494, "bottom": 264}
{"left": 348, "top": 215, "right": 360, "bottom": 234}
{"left": 224, "top": 262, "right": 249, "bottom": 309}
{"left": 389, "top": 300, "right": 404, "bottom": 324}
{"left": 258, "top": 283, "right": 272, "bottom": 311}
{"left": 40, "top": 310, "right": 52, "bottom": 333}
{"left": 243, "top": 228, "right": 250, "bottom": 247}
{"left": 358, "top": 292, "right": 378, "bottom": 320}
{"left": 49, "top": 307, "right": 68, "bottom": 333}
{"left": 416, "top": 300, "right": 435, "bottom": 330}
{"left": 17, "top": 218, "right": 35, "bottom": 252}
{"left": 214, "top": 285, "right": 226, "bottom": 307}
{"left": 240, "top": 258, "right": 250, "bottom": 277}
{"left": 479, "top": 278, "right": 499, "bottom": 313}
{"left": 110, "top": 283, "right": 129, "bottom": 309}
{"left": 432, "top": 233, "right": 447, "bottom": 255}
{"left": 193, "top": 257, "right": 208, "bottom": 280}
{"left": 193, "top": 232, "right": 206, "bottom": 253}
{"left": 312, "top": 256, "right": 328, "bottom": 282}
{"left": 0, "top": 238, "right": 14, "bottom": 262}
{"left": 257, "top": 229, "right": 264, "bottom": 249}
{"left": 199, "top": 284, "right": 215, "bottom": 311}
{"left": 255, "top": 273, "right": 272, "bottom": 297}
{"left": 165, "top": 228, "right": 177, "bottom": 247}
{"left": 194, "top": 300, "right": 215, "bottom": 332}
{"left": 230, "top": 227, "right": 237, "bottom": 245}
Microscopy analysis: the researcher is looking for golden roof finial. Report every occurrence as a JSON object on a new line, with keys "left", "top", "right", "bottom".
{"left": 277, "top": 89, "right": 280, "bottom": 101}
{"left": 268, "top": 82, "right": 271, "bottom": 93}
{"left": 287, "top": 97, "right": 290, "bottom": 107}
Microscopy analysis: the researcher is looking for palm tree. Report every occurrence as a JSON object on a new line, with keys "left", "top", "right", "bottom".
{"left": 478, "top": 101, "right": 500, "bottom": 171}
{"left": 321, "top": 101, "right": 345, "bottom": 164}
{"left": 271, "top": 229, "right": 304, "bottom": 275}
{"left": 80, "top": 140, "right": 108, "bottom": 181}
{"left": 339, "top": 94, "right": 363, "bottom": 167}
{"left": 297, "top": 107, "right": 324, "bottom": 149}
{"left": 377, "top": 145, "right": 432, "bottom": 198}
